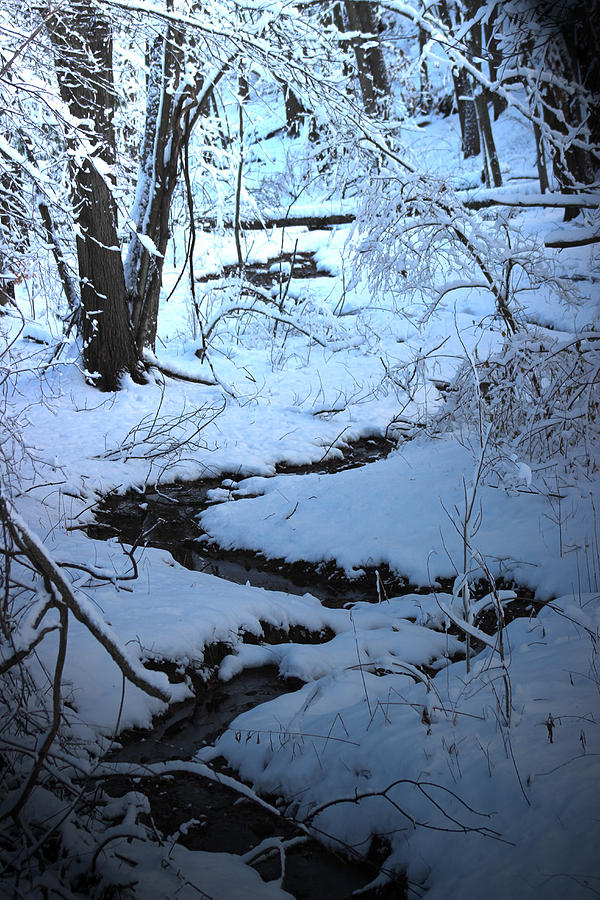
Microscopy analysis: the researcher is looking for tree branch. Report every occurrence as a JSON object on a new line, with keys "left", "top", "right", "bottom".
{"left": 1, "top": 496, "right": 172, "bottom": 703}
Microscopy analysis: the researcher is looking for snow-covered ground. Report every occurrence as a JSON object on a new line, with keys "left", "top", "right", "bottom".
{"left": 3, "top": 96, "right": 600, "bottom": 898}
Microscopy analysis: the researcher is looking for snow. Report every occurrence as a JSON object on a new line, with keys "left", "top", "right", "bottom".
{"left": 459, "top": 187, "right": 600, "bottom": 208}
{"left": 3, "top": 26, "right": 600, "bottom": 900}
{"left": 103, "top": 839, "right": 295, "bottom": 899}
{"left": 202, "top": 598, "right": 600, "bottom": 899}
{"left": 217, "top": 603, "right": 463, "bottom": 682}
{"left": 199, "top": 436, "right": 594, "bottom": 597}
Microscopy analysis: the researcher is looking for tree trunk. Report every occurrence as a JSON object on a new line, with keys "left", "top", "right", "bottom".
{"left": 47, "top": 5, "right": 142, "bottom": 390}
{"left": 38, "top": 200, "right": 79, "bottom": 314}
{"left": 124, "top": 26, "right": 219, "bottom": 351}
{"left": 483, "top": 14, "right": 507, "bottom": 119}
{"left": 0, "top": 162, "right": 22, "bottom": 307}
{"left": 344, "top": 0, "right": 390, "bottom": 116}
{"left": 0, "top": 66, "right": 29, "bottom": 308}
{"left": 331, "top": 1, "right": 352, "bottom": 78}
{"left": 561, "top": 3, "right": 600, "bottom": 149}
{"left": 475, "top": 92, "right": 502, "bottom": 187}
{"left": 356, "top": 2, "right": 390, "bottom": 102}
{"left": 522, "top": 3, "right": 596, "bottom": 219}
{"left": 125, "top": 30, "right": 183, "bottom": 351}
{"left": 541, "top": 42, "right": 595, "bottom": 220}
{"left": 533, "top": 120, "right": 549, "bottom": 193}
{"left": 458, "top": 70, "right": 480, "bottom": 158}
{"left": 418, "top": 28, "right": 432, "bottom": 112}
{"left": 281, "top": 82, "right": 311, "bottom": 136}
{"left": 467, "top": 1, "right": 500, "bottom": 182}
{"left": 75, "top": 161, "right": 141, "bottom": 388}
{"left": 438, "top": 0, "right": 480, "bottom": 157}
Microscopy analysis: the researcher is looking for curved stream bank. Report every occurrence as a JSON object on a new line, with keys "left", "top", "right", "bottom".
{"left": 89, "top": 436, "right": 403, "bottom": 604}
{"left": 106, "top": 667, "right": 403, "bottom": 898}
{"left": 92, "top": 436, "right": 538, "bottom": 898}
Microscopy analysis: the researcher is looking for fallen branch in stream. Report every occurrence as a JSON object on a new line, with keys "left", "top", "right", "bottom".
{"left": 95, "top": 758, "right": 283, "bottom": 817}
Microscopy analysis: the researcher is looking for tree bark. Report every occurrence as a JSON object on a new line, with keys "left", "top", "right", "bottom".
{"left": 124, "top": 27, "right": 220, "bottom": 351}
{"left": 475, "top": 92, "right": 502, "bottom": 187}
{"left": 457, "top": 69, "right": 480, "bottom": 159}
{"left": 418, "top": 28, "right": 432, "bottom": 112}
{"left": 47, "top": 4, "right": 142, "bottom": 390}
{"left": 438, "top": 1, "right": 479, "bottom": 158}
{"left": 483, "top": 12, "right": 507, "bottom": 119}
{"left": 528, "top": 3, "right": 597, "bottom": 219}
{"left": 74, "top": 161, "right": 141, "bottom": 388}
{"left": 48, "top": 8, "right": 219, "bottom": 380}
{"left": 0, "top": 151, "right": 28, "bottom": 307}
{"left": 125, "top": 29, "right": 184, "bottom": 351}
{"left": 344, "top": 1, "right": 390, "bottom": 116}
{"left": 467, "top": 0, "right": 500, "bottom": 183}
{"left": 541, "top": 45, "right": 595, "bottom": 220}
{"left": 533, "top": 119, "right": 549, "bottom": 194}
{"left": 281, "top": 83, "right": 311, "bottom": 136}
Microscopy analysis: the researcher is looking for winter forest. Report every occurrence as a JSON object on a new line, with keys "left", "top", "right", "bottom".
{"left": 1, "top": 0, "right": 599, "bottom": 897}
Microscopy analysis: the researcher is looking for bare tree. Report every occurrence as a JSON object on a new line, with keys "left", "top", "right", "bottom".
{"left": 532, "top": 2, "right": 597, "bottom": 217}
{"left": 483, "top": 6, "right": 507, "bottom": 120}
{"left": 394, "top": 0, "right": 598, "bottom": 191}
{"left": 37, "top": 0, "right": 359, "bottom": 389}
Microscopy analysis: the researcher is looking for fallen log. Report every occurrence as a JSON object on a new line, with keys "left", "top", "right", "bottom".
{"left": 459, "top": 190, "right": 600, "bottom": 211}
{"left": 199, "top": 212, "right": 356, "bottom": 231}
{"left": 545, "top": 231, "right": 600, "bottom": 249}
{"left": 199, "top": 192, "right": 600, "bottom": 233}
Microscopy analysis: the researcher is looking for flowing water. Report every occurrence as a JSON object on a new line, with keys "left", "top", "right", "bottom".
{"left": 94, "top": 424, "right": 537, "bottom": 897}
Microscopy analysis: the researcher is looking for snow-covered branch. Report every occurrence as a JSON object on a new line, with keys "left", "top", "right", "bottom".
{"left": 1, "top": 496, "right": 172, "bottom": 703}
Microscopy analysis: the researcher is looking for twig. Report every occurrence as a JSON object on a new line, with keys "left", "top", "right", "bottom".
{"left": 1, "top": 599, "right": 68, "bottom": 821}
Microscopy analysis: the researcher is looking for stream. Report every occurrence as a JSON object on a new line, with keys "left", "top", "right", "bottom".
{"left": 95, "top": 435, "right": 411, "bottom": 896}
{"left": 89, "top": 435, "right": 402, "bottom": 605}
{"left": 93, "top": 432, "right": 537, "bottom": 897}
{"left": 106, "top": 667, "right": 401, "bottom": 898}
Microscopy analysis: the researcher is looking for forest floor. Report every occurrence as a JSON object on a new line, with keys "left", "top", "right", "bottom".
{"left": 5, "top": 101, "right": 600, "bottom": 898}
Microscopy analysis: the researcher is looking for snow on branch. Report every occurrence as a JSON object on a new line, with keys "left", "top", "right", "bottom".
{"left": 544, "top": 224, "right": 600, "bottom": 249}
{"left": 386, "top": 1, "right": 599, "bottom": 158}
{"left": 458, "top": 190, "right": 600, "bottom": 210}
{"left": 1, "top": 496, "right": 172, "bottom": 703}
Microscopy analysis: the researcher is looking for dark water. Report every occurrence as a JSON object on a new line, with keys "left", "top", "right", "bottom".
{"left": 107, "top": 667, "right": 404, "bottom": 898}
{"left": 89, "top": 435, "right": 408, "bottom": 606}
